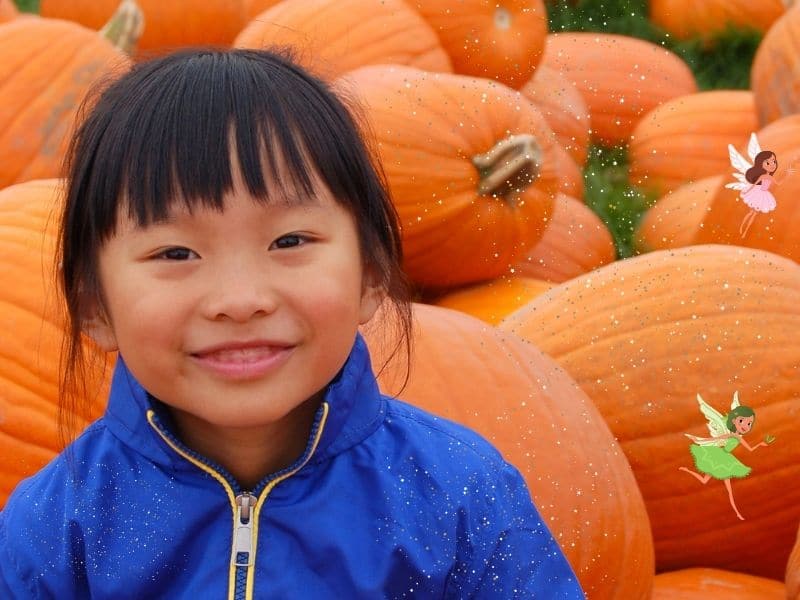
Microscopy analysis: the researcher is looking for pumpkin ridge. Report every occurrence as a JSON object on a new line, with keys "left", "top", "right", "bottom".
{"left": 0, "top": 29, "right": 56, "bottom": 94}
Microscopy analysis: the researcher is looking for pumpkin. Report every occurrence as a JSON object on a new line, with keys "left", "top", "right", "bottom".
{"left": 40, "top": 0, "right": 247, "bottom": 52}
{"left": 244, "top": 0, "right": 282, "bottom": 19}
{"left": 499, "top": 245, "right": 800, "bottom": 580}
{"left": 336, "top": 64, "right": 567, "bottom": 290}
{"left": 540, "top": 32, "right": 698, "bottom": 146}
{"left": 516, "top": 192, "right": 616, "bottom": 283}
{"left": 405, "top": 0, "right": 548, "bottom": 89}
{"left": 363, "top": 302, "right": 655, "bottom": 599}
{"left": 0, "top": 0, "right": 17, "bottom": 23}
{"left": 0, "top": 180, "right": 112, "bottom": 508}
{"left": 653, "top": 568, "right": 784, "bottom": 599}
{"left": 694, "top": 114, "right": 800, "bottom": 260}
{"left": 0, "top": 3, "right": 139, "bottom": 189}
{"left": 788, "top": 526, "right": 800, "bottom": 600}
{"left": 649, "top": 0, "right": 787, "bottom": 40}
{"left": 628, "top": 91, "right": 758, "bottom": 196}
{"left": 750, "top": 4, "right": 800, "bottom": 125}
{"left": 520, "top": 64, "right": 591, "bottom": 166}
{"left": 234, "top": 0, "right": 452, "bottom": 80}
{"left": 633, "top": 175, "right": 722, "bottom": 253}
{"left": 430, "top": 275, "right": 554, "bottom": 325}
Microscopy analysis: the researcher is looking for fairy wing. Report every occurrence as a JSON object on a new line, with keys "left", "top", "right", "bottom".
{"left": 728, "top": 143, "right": 752, "bottom": 176}
{"left": 696, "top": 393, "right": 728, "bottom": 438}
{"left": 685, "top": 433, "right": 728, "bottom": 447}
{"left": 747, "top": 132, "right": 762, "bottom": 163}
{"left": 725, "top": 181, "right": 752, "bottom": 192}
{"left": 731, "top": 390, "right": 740, "bottom": 411}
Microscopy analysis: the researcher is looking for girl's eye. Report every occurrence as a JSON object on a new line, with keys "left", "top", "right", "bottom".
{"left": 155, "top": 247, "right": 197, "bottom": 261}
{"left": 270, "top": 234, "right": 308, "bottom": 250}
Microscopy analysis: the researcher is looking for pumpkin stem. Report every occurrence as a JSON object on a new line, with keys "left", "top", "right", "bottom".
{"left": 472, "top": 134, "right": 541, "bottom": 202}
{"left": 100, "top": 0, "right": 144, "bottom": 55}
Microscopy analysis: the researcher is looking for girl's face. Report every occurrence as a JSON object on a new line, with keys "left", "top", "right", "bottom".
{"left": 762, "top": 154, "right": 777, "bottom": 173}
{"left": 83, "top": 165, "right": 382, "bottom": 433}
{"left": 733, "top": 415, "right": 754, "bottom": 434}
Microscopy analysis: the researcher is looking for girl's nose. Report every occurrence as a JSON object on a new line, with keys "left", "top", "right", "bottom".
{"left": 202, "top": 264, "right": 280, "bottom": 323}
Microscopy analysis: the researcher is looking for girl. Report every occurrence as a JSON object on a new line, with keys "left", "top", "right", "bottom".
{"left": 737, "top": 150, "right": 795, "bottom": 238}
{"left": 0, "top": 49, "right": 583, "bottom": 598}
{"left": 679, "top": 393, "right": 775, "bottom": 521}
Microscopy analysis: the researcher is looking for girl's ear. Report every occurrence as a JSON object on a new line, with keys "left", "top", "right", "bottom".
{"left": 358, "top": 269, "right": 386, "bottom": 325}
{"left": 81, "top": 301, "right": 119, "bottom": 352}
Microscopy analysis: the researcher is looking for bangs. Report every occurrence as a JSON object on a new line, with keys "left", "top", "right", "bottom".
{"left": 70, "top": 48, "right": 368, "bottom": 237}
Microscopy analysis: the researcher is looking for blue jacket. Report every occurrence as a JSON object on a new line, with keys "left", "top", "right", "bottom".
{"left": 0, "top": 334, "right": 584, "bottom": 599}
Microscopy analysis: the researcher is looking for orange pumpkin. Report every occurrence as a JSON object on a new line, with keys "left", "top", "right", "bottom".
{"left": 406, "top": 0, "right": 548, "bottom": 89}
{"left": 234, "top": 0, "right": 452, "bottom": 80}
{"left": 430, "top": 275, "right": 554, "bottom": 324}
{"left": 628, "top": 91, "right": 758, "bottom": 196}
{"left": 336, "top": 64, "right": 566, "bottom": 290}
{"left": 520, "top": 64, "right": 591, "bottom": 166}
{"left": 650, "top": 0, "right": 787, "bottom": 40}
{"left": 516, "top": 192, "right": 616, "bottom": 282}
{"left": 499, "top": 245, "right": 800, "bottom": 580}
{"left": 0, "top": 0, "right": 18, "bottom": 23}
{"left": 653, "top": 568, "right": 784, "bottom": 599}
{"left": 540, "top": 32, "right": 698, "bottom": 146}
{"left": 0, "top": 180, "right": 112, "bottom": 508}
{"left": 0, "top": 4, "right": 139, "bottom": 189}
{"left": 751, "top": 4, "right": 800, "bottom": 126}
{"left": 364, "top": 302, "right": 655, "bottom": 599}
{"left": 788, "top": 526, "right": 800, "bottom": 599}
{"left": 633, "top": 175, "right": 722, "bottom": 253}
{"left": 244, "top": 0, "right": 282, "bottom": 19}
{"left": 694, "top": 114, "right": 800, "bottom": 261}
{"left": 41, "top": 0, "right": 247, "bottom": 52}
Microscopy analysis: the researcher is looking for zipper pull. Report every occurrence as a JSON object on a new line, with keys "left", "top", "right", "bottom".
{"left": 233, "top": 492, "right": 256, "bottom": 567}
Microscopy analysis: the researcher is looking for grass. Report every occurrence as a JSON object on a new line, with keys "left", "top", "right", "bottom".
{"left": 12, "top": 0, "right": 37, "bottom": 13}
{"left": 547, "top": 0, "right": 762, "bottom": 258}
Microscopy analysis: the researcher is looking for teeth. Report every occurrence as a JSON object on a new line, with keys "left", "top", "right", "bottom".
{"left": 203, "top": 348, "right": 276, "bottom": 362}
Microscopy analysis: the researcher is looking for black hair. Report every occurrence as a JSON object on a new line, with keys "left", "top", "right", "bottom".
{"left": 54, "top": 47, "right": 413, "bottom": 448}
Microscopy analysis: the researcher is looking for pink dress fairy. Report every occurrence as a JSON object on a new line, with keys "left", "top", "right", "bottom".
{"left": 740, "top": 177, "right": 776, "bottom": 213}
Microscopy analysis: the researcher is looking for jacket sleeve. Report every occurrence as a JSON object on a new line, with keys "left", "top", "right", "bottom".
{"left": 446, "top": 462, "right": 586, "bottom": 599}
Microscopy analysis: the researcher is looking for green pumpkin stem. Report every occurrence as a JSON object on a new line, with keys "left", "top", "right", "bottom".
{"left": 100, "top": 0, "right": 144, "bottom": 55}
{"left": 472, "top": 134, "right": 542, "bottom": 202}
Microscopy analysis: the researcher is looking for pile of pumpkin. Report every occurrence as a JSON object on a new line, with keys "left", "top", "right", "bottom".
{"left": 2, "top": 0, "right": 800, "bottom": 597}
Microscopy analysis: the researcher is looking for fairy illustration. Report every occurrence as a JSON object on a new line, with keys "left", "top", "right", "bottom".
{"left": 725, "top": 132, "right": 796, "bottom": 239}
{"left": 678, "top": 391, "right": 775, "bottom": 520}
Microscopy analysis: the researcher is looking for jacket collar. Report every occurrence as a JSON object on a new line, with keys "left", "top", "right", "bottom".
{"left": 103, "top": 333, "right": 384, "bottom": 473}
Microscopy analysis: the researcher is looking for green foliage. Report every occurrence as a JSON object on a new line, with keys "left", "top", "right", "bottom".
{"left": 12, "top": 0, "right": 38, "bottom": 13}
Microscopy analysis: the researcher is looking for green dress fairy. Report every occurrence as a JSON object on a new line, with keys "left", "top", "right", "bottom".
{"left": 689, "top": 436, "right": 751, "bottom": 479}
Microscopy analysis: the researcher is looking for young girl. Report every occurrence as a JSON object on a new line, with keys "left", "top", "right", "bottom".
{"left": 0, "top": 49, "right": 583, "bottom": 598}
{"left": 737, "top": 150, "right": 795, "bottom": 238}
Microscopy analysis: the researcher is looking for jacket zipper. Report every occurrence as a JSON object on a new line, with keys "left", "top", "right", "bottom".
{"left": 146, "top": 404, "right": 330, "bottom": 600}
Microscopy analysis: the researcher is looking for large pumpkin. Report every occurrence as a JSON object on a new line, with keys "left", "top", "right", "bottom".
{"left": 234, "top": 0, "right": 452, "bottom": 80}
{"left": 628, "top": 90, "right": 758, "bottom": 196}
{"left": 789, "top": 527, "right": 800, "bottom": 599}
{"left": 499, "top": 245, "right": 800, "bottom": 580}
{"left": 650, "top": 0, "right": 787, "bottom": 40}
{"left": 516, "top": 192, "right": 616, "bottom": 283}
{"left": 634, "top": 175, "right": 722, "bottom": 253}
{"left": 0, "top": 4, "right": 139, "bottom": 189}
{"left": 694, "top": 114, "right": 800, "bottom": 261}
{"left": 653, "top": 568, "right": 784, "bottom": 599}
{"left": 540, "top": 32, "right": 698, "bottom": 146}
{"left": 0, "top": 180, "right": 112, "bottom": 508}
{"left": 751, "top": 4, "right": 800, "bottom": 126}
{"left": 41, "top": 0, "right": 247, "bottom": 52}
{"left": 520, "top": 64, "right": 591, "bottom": 166}
{"left": 363, "top": 302, "right": 655, "bottom": 599}
{"left": 0, "top": 0, "right": 17, "bottom": 23}
{"left": 336, "top": 64, "right": 568, "bottom": 290}
{"left": 406, "top": 0, "right": 548, "bottom": 89}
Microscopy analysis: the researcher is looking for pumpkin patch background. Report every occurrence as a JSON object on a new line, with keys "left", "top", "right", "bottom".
{"left": 2, "top": 0, "right": 800, "bottom": 597}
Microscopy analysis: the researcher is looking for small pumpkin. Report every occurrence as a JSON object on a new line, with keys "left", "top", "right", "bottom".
{"left": 0, "top": 2, "right": 140, "bottom": 189}
{"left": 653, "top": 568, "right": 784, "bottom": 599}
{"left": 336, "top": 64, "right": 567, "bottom": 290}
{"left": 430, "top": 275, "right": 554, "bottom": 325}
{"left": 520, "top": 64, "right": 591, "bottom": 166}
{"left": 41, "top": 0, "right": 247, "bottom": 52}
{"left": 235, "top": 0, "right": 452, "bottom": 80}
{"left": 364, "top": 302, "right": 655, "bottom": 599}
{"left": 628, "top": 90, "right": 758, "bottom": 196}
{"left": 0, "top": 180, "right": 112, "bottom": 508}
{"left": 633, "top": 175, "right": 722, "bottom": 253}
{"left": 540, "top": 32, "right": 698, "bottom": 146}
{"left": 649, "top": 0, "right": 788, "bottom": 40}
{"left": 516, "top": 192, "right": 616, "bottom": 283}
{"left": 406, "top": 0, "right": 548, "bottom": 89}
{"left": 751, "top": 4, "right": 800, "bottom": 125}
{"left": 500, "top": 245, "right": 800, "bottom": 580}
